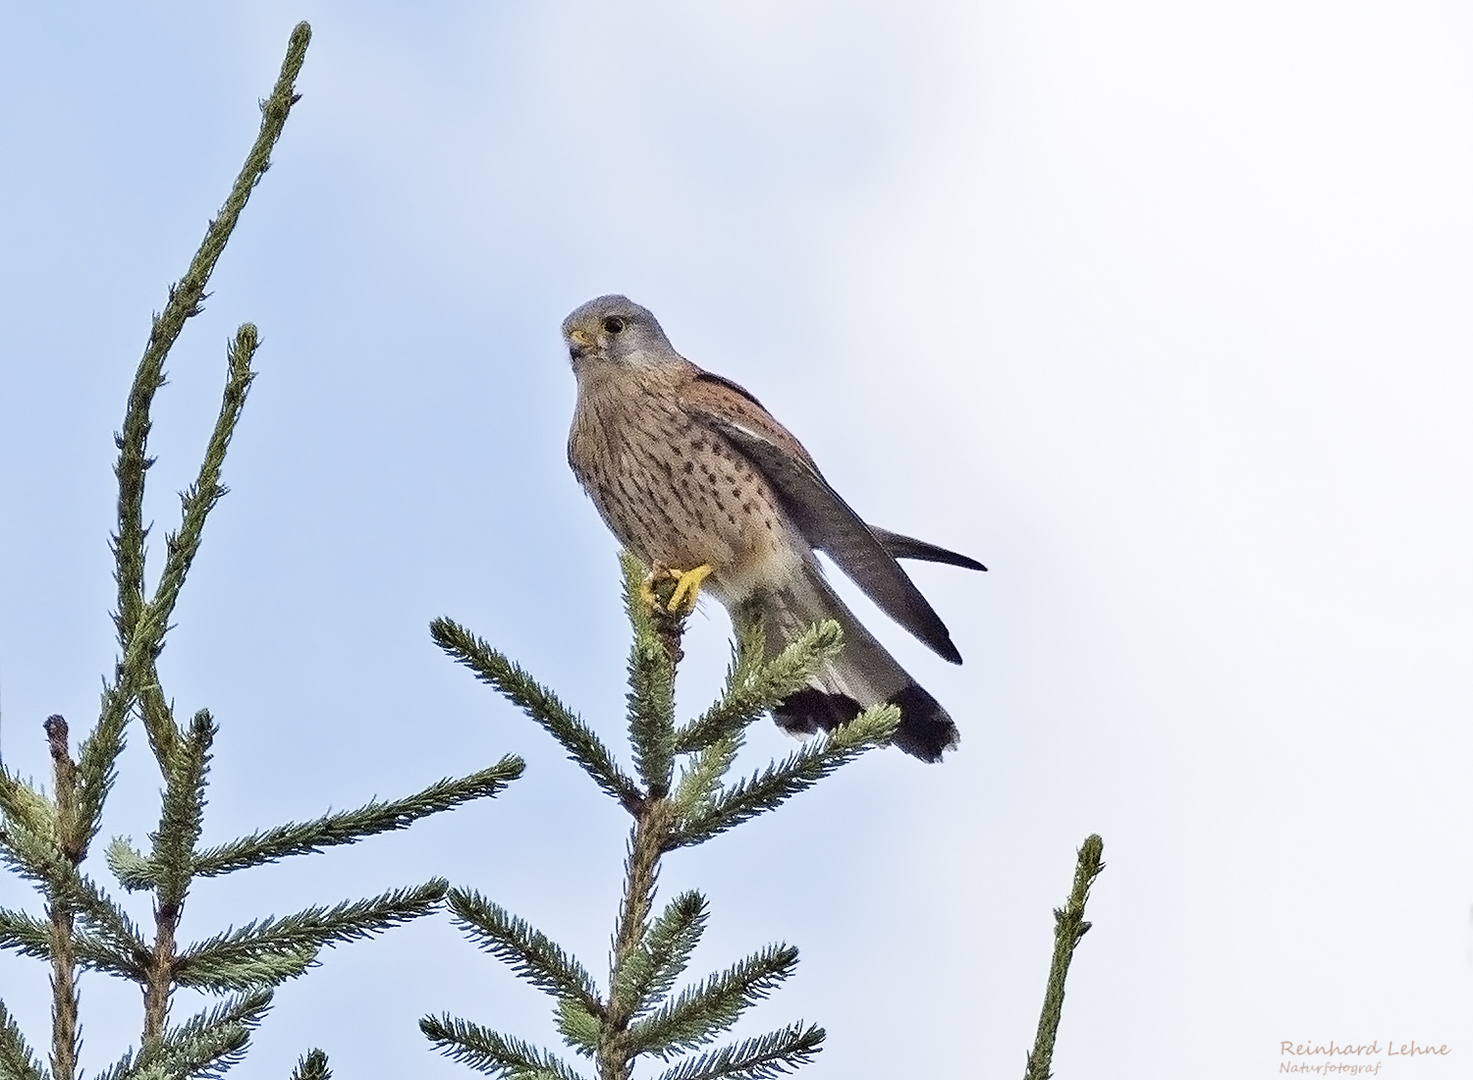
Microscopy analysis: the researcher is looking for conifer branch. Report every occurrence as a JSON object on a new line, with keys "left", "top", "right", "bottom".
{"left": 432, "top": 618, "right": 643, "bottom": 813}
{"left": 172, "top": 881, "right": 448, "bottom": 989}
{"left": 554, "top": 1000, "right": 601, "bottom": 1059}
{"left": 133, "top": 324, "right": 257, "bottom": 766}
{"left": 420, "top": 1017, "right": 588, "bottom": 1080}
{"left": 150, "top": 326, "right": 257, "bottom": 633}
{"left": 628, "top": 945, "right": 799, "bottom": 1061}
{"left": 134, "top": 670, "right": 179, "bottom": 773}
{"left": 151, "top": 711, "right": 213, "bottom": 909}
{"left": 142, "top": 911, "right": 178, "bottom": 1041}
{"left": 625, "top": 633, "right": 675, "bottom": 799}
{"left": 43, "top": 717, "right": 82, "bottom": 1080}
{"left": 112, "top": 14, "right": 305, "bottom": 769}
{"left": 46, "top": 717, "right": 81, "bottom": 865}
{"left": 8, "top": 766, "right": 175, "bottom": 988}
{"left": 106, "top": 762, "right": 524, "bottom": 890}
{"left": 181, "top": 761, "right": 524, "bottom": 881}
{"left": 1024, "top": 834, "right": 1104, "bottom": 1080}
{"left": 99, "top": 989, "right": 273, "bottom": 1080}
{"left": 0, "top": 998, "right": 45, "bottom": 1080}
{"left": 176, "top": 941, "right": 319, "bottom": 993}
{"left": 0, "top": 769, "right": 54, "bottom": 839}
{"left": 622, "top": 562, "right": 676, "bottom": 796}
{"left": 673, "top": 617, "right": 841, "bottom": 757}
{"left": 0, "top": 839, "right": 150, "bottom": 977}
{"left": 666, "top": 705, "right": 899, "bottom": 851}
{"left": 67, "top": 873, "right": 149, "bottom": 972}
{"left": 112, "top": 18, "right": 306, "bottom": 643}
{"left": 0, "top": 796, "right": 65, "bottom": 897}
{"left": 5, "top": 21, "right": 529, "bottom": 1076}
{"left": 153, "top": 988, "right": 272, "bottom": 1079}
{"left": 670, "top": 739, "right": 741, "bottom": 819}
{"left": 142, "top": 712, "right": 216, "bottom": 1039}
{"left": 603, "top": 799, "right": 671, "bottom": 1068}
{"left": 446, "top": 890, "right": 603, "bottom": 1014}
{"left": 0, "top": 831, "right": 54, "bottom": 894}
{"left": 288, "top": 1049, "right": 331, "bottom": 1080}
{"left": 650, "top": 1022, "right": 825, "bottom": 1080}
{"left": 85, "top": 24, "right": 309, "bottom": 847}
{"left": 75, "top": 676, "right": 146, "bottom": 856}
{"left": 104, "top": 839, "right": 153, "bottom": 892}
{"left": 431, "top": 561, "right": 910, "bottom": 1080}
{"left": 43, "top": 905, "right": 78, "bottom": 1072}
{"left": 0, "top": 908, "right": 144, "bottom": 980}
{"left": 612, "top": 891, "right": 706, "bottom": 1021}
{"left": 0, "top": 724, "right": 142, "bottom": 937}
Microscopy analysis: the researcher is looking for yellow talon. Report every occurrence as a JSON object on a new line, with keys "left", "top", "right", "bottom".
{"left": 666, "top": 564, "right": 714, "bottom": 613}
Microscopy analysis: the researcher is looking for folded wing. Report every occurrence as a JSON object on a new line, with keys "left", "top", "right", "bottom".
{"left": 685, "top": 400, "right": 967, "bottom": 665}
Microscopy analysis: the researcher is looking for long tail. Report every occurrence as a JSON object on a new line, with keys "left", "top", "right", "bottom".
{"left": 759, "top": 561, "right": 960, "bottom": 763}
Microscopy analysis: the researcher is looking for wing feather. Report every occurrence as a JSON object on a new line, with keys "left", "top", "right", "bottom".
{"left": 870, "top": 527, "right": 987, "bottom": 571}
{"left": 683, "top": 390, "right": 964, "bottom": 665}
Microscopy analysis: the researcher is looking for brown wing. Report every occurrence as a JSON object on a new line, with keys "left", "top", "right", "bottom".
{"left": 681, "top": 368, "right": 963, "bottom": 664}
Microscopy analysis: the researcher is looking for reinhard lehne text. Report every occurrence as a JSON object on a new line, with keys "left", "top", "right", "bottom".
{"left": 1280, "top": 1041, "right": 1451, "bottom": 1075}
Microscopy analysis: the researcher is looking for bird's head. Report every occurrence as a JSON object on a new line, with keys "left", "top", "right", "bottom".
{"left": 562, "top": 295, "right": 676, "bottom": 372}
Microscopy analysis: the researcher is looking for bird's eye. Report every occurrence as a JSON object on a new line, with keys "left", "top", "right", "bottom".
{"left": 603, "top": 316, "right": 627, "bottom": 334}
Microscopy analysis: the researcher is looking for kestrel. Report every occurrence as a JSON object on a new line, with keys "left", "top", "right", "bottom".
{"left": 563, "top": 295, "right": 984, "bottom": 762}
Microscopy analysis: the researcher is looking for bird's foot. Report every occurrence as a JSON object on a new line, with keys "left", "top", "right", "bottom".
{"left": 635, "top": 563, "right": 708, "bottom": 667}
{"left": 642, "top": 563, "right": 713, "bottom": 614}
{"left": 665, "top": 564, "right": 713, "bottom": 614}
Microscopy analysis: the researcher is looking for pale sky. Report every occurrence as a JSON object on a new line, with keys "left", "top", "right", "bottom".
{"left": 1, "top": 4, "right": 1470, "bottom": 1078}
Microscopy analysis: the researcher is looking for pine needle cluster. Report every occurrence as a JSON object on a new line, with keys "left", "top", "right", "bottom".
{"left": 424, "top": 555, "right": 902, "bottom": 1080}
{"left": 0, "top": 25, "right": 522, "bottom": 1079}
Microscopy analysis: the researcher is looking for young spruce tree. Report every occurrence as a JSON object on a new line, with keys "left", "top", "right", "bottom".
{"left": 0, "top": 24, "right": 522, "bottom": 1080}
{"left": 423, "top": 556, "right": 898, "bottom": 1080}
{"left": 425, "top": 563, "right": 1106, "bottom": 1080}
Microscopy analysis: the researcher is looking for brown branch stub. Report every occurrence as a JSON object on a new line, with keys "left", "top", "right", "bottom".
{"left": 44, "top": 714, "right": 70, "bottom": 762}
{"left": 44, "top": 715, "right": 82, "bottom": 1080}
{"left": 45, "top": 715, "right": 81, "bottom": 862}
{"left": 650, "top": 605, "right": 685, "bottom": 668}
{"left": 642, "top": 567, "right": 688, "bottom": 667}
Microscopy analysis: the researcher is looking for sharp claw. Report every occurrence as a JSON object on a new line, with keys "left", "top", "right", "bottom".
{"left": 666, "top": 564, "right": 714, "bottom": 613}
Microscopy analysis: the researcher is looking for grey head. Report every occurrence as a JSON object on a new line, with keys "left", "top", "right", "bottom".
{"left": 562, "top": 295, "right": 678, "bottom": 371}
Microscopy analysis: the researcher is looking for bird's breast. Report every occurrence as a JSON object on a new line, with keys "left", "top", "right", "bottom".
{"left": 569, "top": 378, "right": 800, "bottom": 595}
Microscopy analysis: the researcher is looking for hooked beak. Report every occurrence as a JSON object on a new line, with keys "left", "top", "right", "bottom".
{"left": 568, "top": 328, "right": 594, "bottom": 360}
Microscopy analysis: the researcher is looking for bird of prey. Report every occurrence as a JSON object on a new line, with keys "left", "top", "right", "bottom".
{"left": 563, "top": 295, "right": 984, "bottom": 762}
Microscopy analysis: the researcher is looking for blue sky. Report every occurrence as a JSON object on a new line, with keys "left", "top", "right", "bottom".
{"left": 2, "top": 4, "right": 1470, "bottom": 1077}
